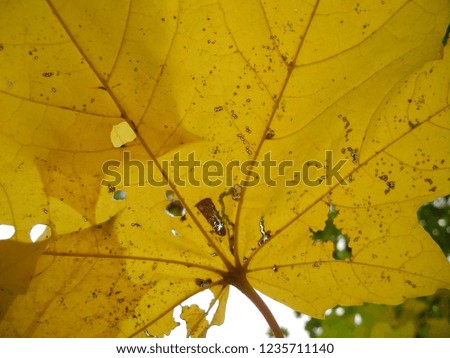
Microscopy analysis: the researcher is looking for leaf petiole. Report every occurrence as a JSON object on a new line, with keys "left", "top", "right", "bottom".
{"left": 230, "top": 273, "right": 284, "bottom": 338}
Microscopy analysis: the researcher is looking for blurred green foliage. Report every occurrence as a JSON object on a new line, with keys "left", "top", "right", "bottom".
{"left": 267, "top": 327, "right": 290, "bottom": 338}
{"left": 293, "top": 196, "right": 450, "bottom": 338}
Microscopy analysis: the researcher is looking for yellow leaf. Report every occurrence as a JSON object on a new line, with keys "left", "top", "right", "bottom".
{"left": 0, "top": 240, "right": 48, "bottom": 294}
{"left": 110, "top": 122, "right": 137, "bottom": 148}
{"left": 179, "top": 286, "right": 229, "bottom": 337}
{"left": 209, "top": 285, "right": 230, "bottom": 328}
{"left": 0, "top": 0, "right": 449, "bottom": 337}
{"left": 180, "top": 304, "right": 209, "bottom": 338}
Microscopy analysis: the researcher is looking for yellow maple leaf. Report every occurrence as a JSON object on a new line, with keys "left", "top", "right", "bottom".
{"left": 0, "top": 0, "right": 449, "bottom": 337}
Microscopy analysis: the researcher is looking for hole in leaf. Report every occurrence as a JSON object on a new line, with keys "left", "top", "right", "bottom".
{"left": 310, "top": 206, "right": 352, "bottom": 260}
{"left": 29, "top": 224, "right": 51, "bottom": 243}
{"left": 165, "top": 200, "right": 186, "bottom": 218}
{"left": 0, "top": 224, "right": 15, "bottom": 240}
{"left": 112, "top": 189, "right": 126, "bottom": 200}
{"left": 336, "top": 235, "right": 347, "bottom": 251}
{"left": 165, "top": 190, "right": 175, "bottom": 201}
{"left": 258, "top": 216, "right": 271, "bottom": 246}
{"left": 418, "top": 195, "right": 450, "bottom": 255}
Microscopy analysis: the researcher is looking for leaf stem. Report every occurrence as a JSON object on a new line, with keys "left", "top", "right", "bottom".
{"left": 234, "top": 276, "right": 284, "bottom": 338}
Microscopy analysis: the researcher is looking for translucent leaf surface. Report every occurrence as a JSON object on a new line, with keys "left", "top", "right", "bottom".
{"left": 0, "top": 0, "right": 449, "bottom": 337}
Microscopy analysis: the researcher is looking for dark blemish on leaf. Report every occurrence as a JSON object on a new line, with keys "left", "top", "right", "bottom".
{"left": 131, "top": 222, "right": 142, "bottom": 229}
{"left": 42, "top": 72, "right": 53, "bottom": 77}
{"left": 346, "top": 147, "right": 358, "bottom": 164}
{"left": 265, "top": 128, "right": 275, "bottom": 139}
{"left": 214, "top": 106, "right": 223, "bottom": 112}
{"left": 405, "top": 280, "right": 417, "bottom": 288}
{"left": 341, "top": 115, "right": 350, "bottom": 129}
{"left": 379, "top": 175, "right": 388, "bottom": 181}
{"left": 237, "top": 133, "right": 246, "bottom": 144}
{"left": 384, "top": 181, "right": 395, "bottom": 194}
{"left": 195, "top": 278, "right": 212, "bottom": 288}
{"left": 272, "top": 265, "right": 278, "bottom": 272}
{"left": 195, "top": 198, "right": 226, "bottom": 236}
{"left": 351, "top": 150, "right": 358, "bottom": 164}
{"left": 424, "top": 178, "right": 433, "bottom": 185}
